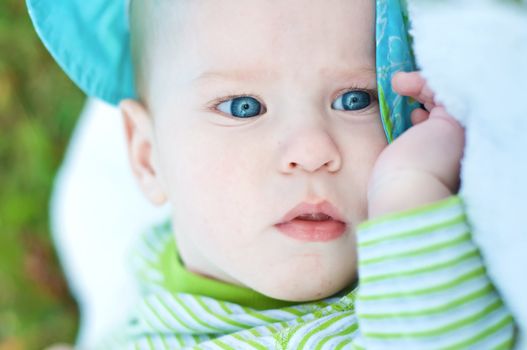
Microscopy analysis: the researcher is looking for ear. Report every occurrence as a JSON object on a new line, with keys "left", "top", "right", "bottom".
{"left": 120, "top": 99, "right": 167, "bottom": 205}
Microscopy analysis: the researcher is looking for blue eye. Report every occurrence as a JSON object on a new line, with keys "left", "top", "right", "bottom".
{"left": 332, "top": 91, "right": 371, "bottom": 111}
{"left": 217, "top": 96, "right": 263, "bottom": 118}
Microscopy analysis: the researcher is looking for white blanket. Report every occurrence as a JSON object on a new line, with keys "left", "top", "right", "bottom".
{"left": 50, "top": 100, "right": 170, "bottom": 347}
{"left": 408, "top": 1, "right": 527, "bottom": 348}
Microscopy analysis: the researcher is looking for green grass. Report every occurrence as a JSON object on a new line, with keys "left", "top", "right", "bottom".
{"left": 0, "top": 0, "right": 84, "bottom": 348}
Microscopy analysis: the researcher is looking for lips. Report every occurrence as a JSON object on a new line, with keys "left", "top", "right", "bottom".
{"left": 275, "top": 201, "right": 347, "bottom": 242}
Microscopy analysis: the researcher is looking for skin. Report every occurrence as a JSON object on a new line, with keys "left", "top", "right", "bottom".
{"left": 121, "top": 0, "right": 465, "bottom": 302}
{"left": 369, "top": 72, "right": 464, "bottom": 218}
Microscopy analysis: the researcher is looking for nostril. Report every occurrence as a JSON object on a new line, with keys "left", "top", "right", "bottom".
{"left": 325, "top": 160, "right": 339, "bottom": 172}
{"left": 289, "top": 162, "right": 298, "bottom": 169}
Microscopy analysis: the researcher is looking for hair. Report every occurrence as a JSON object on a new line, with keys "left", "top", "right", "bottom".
{"left": 129, "top": 0, "right": 186, "bottom": 103}
{"left": 129, "top": 0, "right": 154, "bottom": 101}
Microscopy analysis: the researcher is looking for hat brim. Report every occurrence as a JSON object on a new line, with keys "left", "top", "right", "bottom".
{"left": 27, "top": 0, "right": 136, "bottom": 105}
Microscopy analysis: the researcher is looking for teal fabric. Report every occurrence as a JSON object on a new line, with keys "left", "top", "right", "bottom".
{"left": 376, "top": 0, "right": 419, "bottom": 141}
{"left": 27, "top": 0, "right": 417, "bottom": 141}
{"left": 27, "top": 0, "right": 136, "bottom": 104}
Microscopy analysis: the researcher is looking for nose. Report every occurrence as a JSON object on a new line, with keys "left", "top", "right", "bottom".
{"left": 278, "top": 126, "right": 342, "bottom": 174}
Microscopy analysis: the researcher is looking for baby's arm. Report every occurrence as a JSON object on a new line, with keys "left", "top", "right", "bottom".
{"left": 353, "top": 197, "right": 515, "bottom": 349}
{"left": 351, "top": 73, "right": 516, "bottom": 349}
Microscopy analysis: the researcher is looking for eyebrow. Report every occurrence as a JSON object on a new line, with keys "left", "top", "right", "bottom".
{"left": 191, "top": 66, "right": 377, "bottom": 85}
{"left": 192, "top": 69, "right": 274, "bottom": 85}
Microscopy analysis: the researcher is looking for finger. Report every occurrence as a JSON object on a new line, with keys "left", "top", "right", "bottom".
{"left": 429, "top": 106, "right": 449, "bottom": 119}
{"left": 392, "top": 72, "right": 425, "bottom": 97}
{"left": 392, "top": 72, "right": 435, "bottom": 105}
{"left": 429, "top": 106, "right": 464, "bottom": 130}
{"left": 421, "top": 85, "right": 435, "bottom": 104}
{"left": 411, "top": 108, "right": 429, "bottom": 125}
{"left": 424, "top": 102, "right": 435, "bottom": 112}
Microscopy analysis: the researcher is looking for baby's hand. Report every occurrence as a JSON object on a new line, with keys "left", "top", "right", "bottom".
{"left": 367, "top": 72, "right": 465, "bottom": 219}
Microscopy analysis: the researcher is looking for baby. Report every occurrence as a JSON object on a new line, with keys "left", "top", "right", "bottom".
{"left": 28, "top": 0, "right": 516, "bottom": 348}
{"left": 122, "top": 0, "right": 457, "bottom": 301}
{"left": 115, "top": 0, "right": 515, "bottom": 348}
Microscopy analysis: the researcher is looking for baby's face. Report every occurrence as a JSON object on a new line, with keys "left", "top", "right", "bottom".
{"left": 135, "top": 0, "right": 385, "bottom": 301}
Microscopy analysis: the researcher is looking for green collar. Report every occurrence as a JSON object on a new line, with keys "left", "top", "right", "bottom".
{"left": 157, "top": 235, "right": 300, "bottom": 310}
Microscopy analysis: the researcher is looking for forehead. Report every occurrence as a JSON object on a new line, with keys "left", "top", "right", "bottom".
{"left": 158, "top": 0, "right": 375, "bottom": 83}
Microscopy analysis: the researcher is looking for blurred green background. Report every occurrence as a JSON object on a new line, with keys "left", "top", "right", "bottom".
{"left": 0, "top": 0, "right": 85, "bottom": 348}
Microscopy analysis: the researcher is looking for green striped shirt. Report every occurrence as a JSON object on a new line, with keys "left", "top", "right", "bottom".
{"left": 104, "top": 196, "right": 516, "bottom": 349}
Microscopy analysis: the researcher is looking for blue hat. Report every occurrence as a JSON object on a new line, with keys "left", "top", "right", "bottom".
{"left": 27, "top": 0, "right": 417, "bottom": 142}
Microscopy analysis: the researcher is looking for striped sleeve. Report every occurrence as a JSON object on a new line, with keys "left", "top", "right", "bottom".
{"left": 353, "top": 196, "right": 516, "bottom": 349}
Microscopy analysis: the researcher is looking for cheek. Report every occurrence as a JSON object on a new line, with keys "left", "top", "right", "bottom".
{"left": 348, "top": 118, "right": 387, "bottom": 173}
{"left": 352, "top": 137, "right": 386, "bottom": 183}
{"left": 338, "top": 122, "right": 388, "bottom": 221}
{"left": 157, "top": 125, "right": 270, "bottom": 239}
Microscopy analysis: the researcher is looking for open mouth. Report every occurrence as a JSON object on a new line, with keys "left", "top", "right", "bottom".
{"left": 295, "top": 213, "right": 333, "bottom": 221}
{"left": 275, "top": 201, "right": 347, "bottom": 242}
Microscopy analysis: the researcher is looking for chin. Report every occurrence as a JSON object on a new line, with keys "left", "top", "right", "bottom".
{"left": 253, "top": 268, "right": 356, "bottom": 303}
